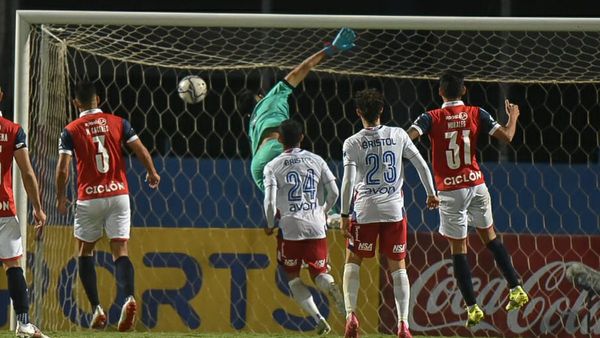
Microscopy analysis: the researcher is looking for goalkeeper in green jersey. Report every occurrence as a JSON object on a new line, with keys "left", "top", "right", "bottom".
{"left": 240, "top": 27, "right": 356, "bottom": 191}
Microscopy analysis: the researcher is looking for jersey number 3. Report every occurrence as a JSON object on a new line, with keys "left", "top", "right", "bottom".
{"left": 93, "top": 135, "right": 110, "bottom": 174}
{"left": 445, "top": 130, "right": 471, "bottom": 169}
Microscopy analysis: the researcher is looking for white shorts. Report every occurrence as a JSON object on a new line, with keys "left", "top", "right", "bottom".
{"left": 75, "top": 195, "right": 131, "bottom": 243}
{"left": 0, "top": 216, "right": 23, "bottom": 261}
{"left": 438, "top": 183, "right": 494, "bottom": 239}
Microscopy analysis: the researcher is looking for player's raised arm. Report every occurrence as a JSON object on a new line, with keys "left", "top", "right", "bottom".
{"left": 407, "top": 112, "right": 433, "bottom": 141}
{"left": 491, "top": 99, "right": 520, "bottom": 143}
{"left": 127, "top": 139, "right": 160, "bottom": 189}
{"left": 284, "top": 27, "right": 356, "bottom": 87}
{"left": 406, "top": 127, "right": 421, "bottom": 141}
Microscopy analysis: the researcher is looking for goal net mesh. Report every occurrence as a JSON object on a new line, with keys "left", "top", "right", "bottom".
{"left": 23, "top": 20, "right": 599, "bottom": 337}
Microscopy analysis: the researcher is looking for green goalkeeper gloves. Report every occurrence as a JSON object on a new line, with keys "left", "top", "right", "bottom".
{"left": 324, "top": 27, "right": 357, "bottom": 56}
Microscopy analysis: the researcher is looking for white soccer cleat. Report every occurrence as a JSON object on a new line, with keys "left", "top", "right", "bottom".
{"left": 316, "top": 318, "right": 332, "bottom": 335}
{"left": 15, "top": 321, "right": 50, "bottom": 338}
{"left": 90, "top": 305, "right": 107, "bottom": 329}
{"left": 117, "top": 296, "right": 137, "bottom": 332}
{"left": 328, "top": 283, "right": 346, "bottom": 315}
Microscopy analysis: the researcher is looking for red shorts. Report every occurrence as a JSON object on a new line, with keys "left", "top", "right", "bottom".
{"left": 347, "top": 218, "right": 408, "bottom": 260}
{"left": 277, "top": 235, "right": 328, "bottom": 276}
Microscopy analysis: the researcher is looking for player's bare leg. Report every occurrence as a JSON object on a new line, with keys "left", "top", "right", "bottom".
{"left": 286, "top": 271, "right": 330, "bottom": 335}
{"left": 111, "top": 240, "right": 137, "bottom": 332}
{"left": 387, "top": 258, "right": 412, "bottom": 338}
{"left": 448, "top": 238, "right": 484, "bottom": 327}
{"left": 77, "top": 240, "right": 106, "bottom": 329}
{"left": 343, "top": 251, "right": 362, "bottom": 338}
{"left": 476, "top": 226, "right": 529, "bottom": 311}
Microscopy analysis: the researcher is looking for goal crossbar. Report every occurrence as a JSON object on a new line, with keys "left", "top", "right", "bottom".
{"left": 16, "top": 10, "right": 600, "bottom": 31}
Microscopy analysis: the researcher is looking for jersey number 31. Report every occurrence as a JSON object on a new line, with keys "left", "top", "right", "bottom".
{"left": 445, "top": 130, "right": 472, "bottom": 169}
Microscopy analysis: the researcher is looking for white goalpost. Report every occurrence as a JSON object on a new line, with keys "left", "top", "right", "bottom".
{"left": 13, "top": 11, "right": 600, "bottom": 336}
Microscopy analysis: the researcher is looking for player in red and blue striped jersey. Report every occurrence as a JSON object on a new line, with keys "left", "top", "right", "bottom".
{"left": 407, "top": 71, "right": 529, "bottom": 327}
{"left": 0, "top": 85, "right": 49, "bottom": 338}
{"left": 56, "top": 81, "right": 160, "bottom": 331}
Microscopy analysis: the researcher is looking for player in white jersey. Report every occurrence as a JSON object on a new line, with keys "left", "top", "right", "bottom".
{"left": 263, "top": 119, "right": 344, "bottom": 335}
{"left": 340, "top": 89, "right": 439, "bottom": 338}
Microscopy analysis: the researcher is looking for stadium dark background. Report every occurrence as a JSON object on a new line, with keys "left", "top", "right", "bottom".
{"left": 1, "top": 0, "right": 599, "bottom": 164}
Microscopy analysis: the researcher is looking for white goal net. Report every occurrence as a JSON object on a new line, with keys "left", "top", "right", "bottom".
{"left": 13, "top": 12, "right": 600, "bottom": 336}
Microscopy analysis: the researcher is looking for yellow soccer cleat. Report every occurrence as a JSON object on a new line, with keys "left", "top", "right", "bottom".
{"left": 466, "top": 304, "right": 484, "bottom": 327}
{"left": 505, "top": 285, "right": 529, "bottom": 311}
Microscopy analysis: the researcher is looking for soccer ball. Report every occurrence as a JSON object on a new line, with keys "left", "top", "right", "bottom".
{"left": 177, "top": 75, "right": 207, "bottom": 104}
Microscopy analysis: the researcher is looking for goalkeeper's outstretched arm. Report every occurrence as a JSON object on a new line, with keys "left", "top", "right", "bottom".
{"left": 284, "top": 27, "right": 356, "bottom": 87}
{"left": 284, "top": 50, "right": 327, "bottom": 87}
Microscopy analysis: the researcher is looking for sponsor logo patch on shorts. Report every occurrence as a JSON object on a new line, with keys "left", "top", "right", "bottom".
{"left": 284, "top": 259, "right": 298, "bottom": 266}
{"left": 392, "top": 244, "right": 406, "bottom": 253}
{"left": 358, "top": 242, "right": 373, "bottom": 252}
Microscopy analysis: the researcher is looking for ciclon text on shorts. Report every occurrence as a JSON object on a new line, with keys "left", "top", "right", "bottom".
{"left": 443, "top": 170, "right": 482, "bottom": 186}
{"left": 85, "top": 181, "right": 126, "bottom": 195}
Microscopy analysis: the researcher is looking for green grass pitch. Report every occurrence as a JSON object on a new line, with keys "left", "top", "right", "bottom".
{"left": 0, "top": 332, "right": 499, "bottom": 338}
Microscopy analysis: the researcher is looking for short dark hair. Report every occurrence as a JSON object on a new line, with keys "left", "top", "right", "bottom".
{"left": 237, "top": 88, "right": 262, "bottom": 116}
{"left": 355, "top": 88, "right": 384, "bottom": 123}
{"left": 439, "top": 70, "right": 464, "bottom": 99}
{"left": 279, "top": 119, "right": 303, "bottom": 147}
{"left": 75, "top": 80, "right": 98, "bottom": 106}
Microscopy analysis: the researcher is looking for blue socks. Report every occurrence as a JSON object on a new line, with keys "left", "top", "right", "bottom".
{"left": 6, "top": 267, "right": 29, "bottom": 323}
{"left": 78, "top": 256, "right": 100, "bottom": 308}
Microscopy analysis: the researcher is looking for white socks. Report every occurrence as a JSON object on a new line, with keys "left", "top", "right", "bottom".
{"left": 314, "top": 273, "right": 335, "bottom": 293}
{"left": 391, "top": 268, "right": 410, "bottom": 327}
{"left": 343, "top": 263, "right": 360, "bottom": 317}
{"left": 288, "top": 277, "right": 322, "bottom": 322}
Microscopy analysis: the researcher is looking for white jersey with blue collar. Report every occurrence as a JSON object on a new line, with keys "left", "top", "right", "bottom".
{"left": 342, "top": 125, "right": 422, "bottom": 223}
{"left": 263, "top": 148, "right": 336, "bottom": 240}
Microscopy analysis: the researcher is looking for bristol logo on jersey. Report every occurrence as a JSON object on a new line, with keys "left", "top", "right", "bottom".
{"left": 358, "top": 242, "right": 373, "bottom": 252}
{"left": 392, "top": 244, "right": 406, "bottom": 253}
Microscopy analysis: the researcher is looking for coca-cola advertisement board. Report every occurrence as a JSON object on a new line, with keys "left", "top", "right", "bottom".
{"left": 379, "top": 232, "right": 600, "bottom": 337}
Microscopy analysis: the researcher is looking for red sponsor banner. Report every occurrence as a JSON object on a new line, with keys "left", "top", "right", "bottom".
{"left": 379, "top": 232, "right": 600, "bottom": 337}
